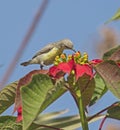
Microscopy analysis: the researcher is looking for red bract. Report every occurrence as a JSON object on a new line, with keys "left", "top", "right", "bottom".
{"left": 49, "top": 65, "right": 65, "bottom": 79}
{"left": 49, "top": 59, "right": 94, "bottom": 80}
{"left": 49, "top": 59, "right": 74, "bottom": 78}
{"left": 49, "top": 66, "right": 61, "bottom": 77}
{"left": 117, "top": 63, "right": 120, "bottom": 67}
{"left": 75, "top": 64, "right": 93, "bottom": 80}
{"left": 16, "top": 106, "right": 22, "bottom": 122}
{"left": 90, "top": 59, "right": 103, "bottom": 65}
{"left": 57, "top": 59, "right": 74, "bottom": 73}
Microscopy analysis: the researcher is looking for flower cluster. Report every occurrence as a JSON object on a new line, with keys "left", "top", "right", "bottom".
{"left": 49, "top": 51, "right": 102, "bottom": 80}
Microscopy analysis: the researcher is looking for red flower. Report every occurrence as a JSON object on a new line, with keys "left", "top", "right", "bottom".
{"left": 16, "top": 106, "right": 22, "bottom": 122}
{"left": 49, "top": 59, "right": 93, "bottom": 80}
{"left": 49, "top": 53, "right": 102, "bottom": 80}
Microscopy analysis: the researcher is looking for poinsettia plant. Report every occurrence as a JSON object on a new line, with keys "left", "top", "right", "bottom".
{"left": 1, "top": 45, "right": 120, "bottom": 130}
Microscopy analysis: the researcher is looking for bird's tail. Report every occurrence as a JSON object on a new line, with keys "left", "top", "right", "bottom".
{"left": 20, "top": 60, "right": 31, "bottom": 66}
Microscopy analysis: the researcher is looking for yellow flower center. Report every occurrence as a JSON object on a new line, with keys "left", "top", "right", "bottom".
{"left": 54, "top": 51, "right": 89, "bottom": 65}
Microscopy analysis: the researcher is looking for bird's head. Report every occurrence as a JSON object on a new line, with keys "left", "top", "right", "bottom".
{"left": 59, "top": 39, "right": 76, "bottom": 52}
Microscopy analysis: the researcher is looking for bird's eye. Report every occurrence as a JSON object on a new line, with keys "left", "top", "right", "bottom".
{"left": 64, "top": 45, "right": 68, "bottom": 48}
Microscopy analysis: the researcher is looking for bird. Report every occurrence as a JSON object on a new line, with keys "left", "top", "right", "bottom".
{"left": 20, "top": 39, "right": 76, "bottom": 69}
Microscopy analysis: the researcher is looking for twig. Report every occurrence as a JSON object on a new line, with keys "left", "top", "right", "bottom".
{"left": 0, "top": 0, "right": 49, "bottom": 90}
{"left": 98, "top": 116, "right": 107, "bottom": 130}
{"left": 88, "top": 102, "right": 119, "bottom": 121}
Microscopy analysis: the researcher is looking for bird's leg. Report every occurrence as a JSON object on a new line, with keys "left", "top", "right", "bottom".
{"left": 40, "top": 64, "right": 44, "bottom": 70}
{"left": 72, "top": 48, "right": 76, "bottom": 52}
{"left": 40, "top": 62, "right": 45, "bottom": 70}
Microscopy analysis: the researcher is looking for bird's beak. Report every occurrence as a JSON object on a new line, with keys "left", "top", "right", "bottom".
{"left": 72, "top": 48, "right": 76, "bottom": 52}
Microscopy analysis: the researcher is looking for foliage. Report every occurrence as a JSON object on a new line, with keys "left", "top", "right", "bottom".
{"left": 0, "top": 116, "right": 22, "bottom": 130}
{"left": 105, "top": 8, "right": 120, "bottom": 24}
{"left": 89, "top": 74, "right": 107, "bottom": 106}
{"left": 107, "top": 102, "right": 120, "bottom": 120}
{"left": 1, "top": 15, "right": 120, "bottom": 129}
{"left": 0, "top": 81, "right": 18, "bottom": 114}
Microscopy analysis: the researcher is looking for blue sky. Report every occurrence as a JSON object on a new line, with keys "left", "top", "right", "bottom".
{"left": 0, "top": 1, "right": 120, "bottom": 129}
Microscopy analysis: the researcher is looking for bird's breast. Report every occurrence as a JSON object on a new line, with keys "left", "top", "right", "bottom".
{"left": 39, "top": 47, "right": 63, "bottom": 65}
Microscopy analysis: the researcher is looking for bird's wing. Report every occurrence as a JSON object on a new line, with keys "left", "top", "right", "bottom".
{"left": 32, "top": 43, "right": 56, "bottom": 59}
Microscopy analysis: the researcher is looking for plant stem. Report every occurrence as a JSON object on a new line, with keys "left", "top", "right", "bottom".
{"left": 88, "top": 102, "right": 119, "bottom": 121}
{"left": 65, "top": 83, "right": 89, "bottom": 129}
{"left": 0, "top": 0, "right": 49, "bottom": 89}
{"left": 98, "top": 116, "right": 107, "bottom": 130}
{"left": 78, "top": 92, "right": 89, "bottom": 130}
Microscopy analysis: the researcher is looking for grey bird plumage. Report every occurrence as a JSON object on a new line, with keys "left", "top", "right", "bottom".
{"left": 21, "top": 39, "right": 75, "bottom": 69}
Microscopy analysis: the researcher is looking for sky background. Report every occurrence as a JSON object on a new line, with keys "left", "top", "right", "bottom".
{"left": 0, "top": 1, "right": 120, "bottom": 130}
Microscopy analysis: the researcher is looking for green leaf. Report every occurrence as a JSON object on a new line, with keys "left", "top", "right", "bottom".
{"left": 35, "top": 115, "right": 80, "bottom": 130}
{"left": 76, "top": 74, "right": 95, "bottom": 107}
{"left": 35, "top": 109, "right": 68, "bottom": 123}
{"left": 105, "top": 8, "right": 120, "bottom": 24}
{"left": 107, "top": 102, "right": 120, "bottom": 120}
{"left": 103, "top": 45, "right": 120, "bottom": 61}
{"left": 21, "top": 74, "right": 66, "bottom": 130}
{"left": 89, "top": 74, "right": 108, "bottom": 106}
{"left": 39, "top": 78, "right": 66, "bottom": 113}
{"left": 34, "top": 111, "right": 105, "bottom": 130}
{"left": 0, "top": 116, "right": 22, "bottom": 130}
{"left": 0, "top": 81, "right": 18, "bottom": 114}
{"left": 32, "top": 113, "right": 104, "bottom": 130}
{"left": 95, "top": 60, "right": 120, "bottom": 99}
{"left": 0, "top": 113, "right": 105, "bottom": 130}
{"left": 21, "top": 74, "right": 54, "bottom": 130}
{"left": 14, "top": 69, "right": 49, "bottom": 113}
{"left": 0, "top": 116, "right": 36, "bottom": 130}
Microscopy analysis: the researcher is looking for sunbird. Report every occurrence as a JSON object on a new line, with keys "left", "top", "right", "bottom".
{"left": 21, "top": 39, "right": 75, "bottom": 69}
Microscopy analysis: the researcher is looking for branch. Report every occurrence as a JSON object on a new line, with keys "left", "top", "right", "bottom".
{"left": 0, "top": 0, "right": 49, "bottom": 90}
